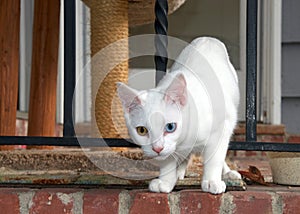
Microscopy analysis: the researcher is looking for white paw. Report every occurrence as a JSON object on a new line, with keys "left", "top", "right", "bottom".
{"left": 223, "top": 170, "right": 241, "bottom": 180}
{"left": 177, "top": 168, "right": 186, "bottom": 180}
{"left": 201, "top": 180, "right": 226, "bottom": 194}
{"left": 149, "top": 179, "right": 175, "bottom": 193}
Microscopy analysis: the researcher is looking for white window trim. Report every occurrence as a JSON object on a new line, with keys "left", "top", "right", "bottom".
{"left": 19, "top": 0, "right": 34, "bottom": 113}
{"left": 259, "top": 0, "right": 282, "bottom": 124}
{"left": 238, "top": 0, "right": 247, "bottom": 121}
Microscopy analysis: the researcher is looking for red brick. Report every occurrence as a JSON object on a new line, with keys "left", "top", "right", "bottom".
{"left": 29, "top": 189, "right": 76, "bottom": 214}
{"left": 243, "top": 151, "right": 266, "bottom": 157}
{"left": 16, "top": 119, "right": 27, "bottom": 136}
{"left": 231, "top": 191, "right": 272, "bottom": 214}
{"left": 180, "top": 190, "right": 221, "bottom": 214}
{"left": 257, "top": 124, "right": 286, "bottom": 135}
{"left": 258, "top": 135, "right": 285, "bottom": 143}
{"left": 261, "top": 151, "right": 267, "bottom": 156}
{"left": 232, "top": 151, "right": 246, "bottom": 158}
{"left": 0, "top": 189, "right": 19, "bottom": 214}
{"left": 287, "top": 135, "right": 300, "bottom": 143}
{"left": 233, "top": 135, "right": 246, "bottom": 142}
{"left": 278, "top": 192, "right": 300, "bottom": 214}
{"left": 83, "top": 190, "right": 120, "bottom": 214}
{"left": 234, "top": 124, "right": 285, "bottom": 135}
{"left": 55, "top": 124, "right": 63, "bottom": 137}
{"left": 245, "top": 151, "right": 260, "bottom": 157}
{"left": 129, "top": 191, "right": 170, "bottom": 214}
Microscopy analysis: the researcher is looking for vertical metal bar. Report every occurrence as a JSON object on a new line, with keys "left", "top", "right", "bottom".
{"left": 154, "top": 0, "right": 168, "bottom": 85}
{"left": 63, "top": 0, "right": 76, "bottom": 137}
{"left": 246, "top": 0, "right": 258, "bottom": 142}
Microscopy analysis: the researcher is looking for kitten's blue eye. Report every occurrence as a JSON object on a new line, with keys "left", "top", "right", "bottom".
{"left": 165, "top": 123, "right": 177, "bottom": 133}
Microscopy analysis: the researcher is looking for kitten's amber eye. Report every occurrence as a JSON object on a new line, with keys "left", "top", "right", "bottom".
{"left": 136, "top": 126, "right": 148, "bottom": 136}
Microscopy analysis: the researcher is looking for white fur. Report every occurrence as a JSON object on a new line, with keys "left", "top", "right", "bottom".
{"left": 118, "top": 37, "right": 241, "bottom": 194}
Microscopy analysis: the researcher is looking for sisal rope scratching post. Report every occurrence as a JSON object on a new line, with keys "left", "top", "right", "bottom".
{"left": 83, "top": 0, "right": 129, "bottom": 138}
{"left": 82, "top": 0, "right": 187, "bottom": 138}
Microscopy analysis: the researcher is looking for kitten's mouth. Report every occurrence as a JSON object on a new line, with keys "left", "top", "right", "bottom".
{"left": 153, "top": 154, "right": 170, "bottom": 160}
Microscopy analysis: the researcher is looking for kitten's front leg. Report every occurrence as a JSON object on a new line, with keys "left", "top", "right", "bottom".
{"left": 177, "top": 159, "right": 188, "bottom": 180}
{"left": 149, "top": 157, "right": 177, "bottom": 193}
{"left": 201, "top": 144, "right": 228, "bottom": 194}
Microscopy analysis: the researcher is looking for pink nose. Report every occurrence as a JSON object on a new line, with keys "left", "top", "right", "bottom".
{"left": 152, "top": 146, "right": 164, "bottom": 154}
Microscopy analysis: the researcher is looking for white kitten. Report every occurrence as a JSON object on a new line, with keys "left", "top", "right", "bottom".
{"left": 117, "top": 37, "right": 241, "bottom": 194}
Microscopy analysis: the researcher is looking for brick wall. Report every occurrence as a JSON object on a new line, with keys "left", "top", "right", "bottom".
{"left": 1, "top": 187, "right": 299, "bottom": 213}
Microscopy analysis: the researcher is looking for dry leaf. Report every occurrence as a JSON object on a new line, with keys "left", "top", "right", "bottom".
{"left": 238, "top": 165, "right": 270, "bottom": 186}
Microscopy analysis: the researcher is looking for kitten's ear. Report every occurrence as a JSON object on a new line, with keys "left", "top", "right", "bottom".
{"left": 164, "top": 74, "right": 187, "bottom": 107}
{"left": 117, "top": 82, "right": 141, "bottom": 113}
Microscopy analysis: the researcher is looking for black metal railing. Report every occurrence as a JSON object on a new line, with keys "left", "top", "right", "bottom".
{"left": 0, "top": 0, "right": 299, "bottom": 153}
{"left": 245, "top": 0, "right": 258, "bottom": 142}
{"left": 63, "top": 0, "right": 76, "bottom": 137}
{"left": 154, "top": 0, "right": 168, "bottom": 84}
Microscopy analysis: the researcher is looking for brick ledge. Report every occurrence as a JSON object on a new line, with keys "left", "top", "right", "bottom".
{"left": 0, "top": 186, "right": 299, "bottom": 213}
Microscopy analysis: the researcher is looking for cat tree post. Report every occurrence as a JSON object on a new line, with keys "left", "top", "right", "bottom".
{"left": 83, "top": 0, "right": 129, "bottom": 138}
{"left": 82, "top": 0, "right": 187, "bottom": 138}
{"left": 0, "top": 0, "right": 20, "bottom": 150}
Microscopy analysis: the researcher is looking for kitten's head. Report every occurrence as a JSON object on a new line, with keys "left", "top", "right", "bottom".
{"left": 117, "top": 74, "right": 187, "bottom": 160}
